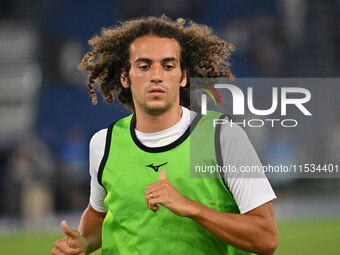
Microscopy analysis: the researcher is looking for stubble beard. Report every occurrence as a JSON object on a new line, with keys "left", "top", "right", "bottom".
{"left": 134, "top": 83, "right": 178, "bottom": 116}
{"left": 141, "top": 99, "right": 173, "bottom": 116}
{"left": 140, "top": 88, "right": 175, "bottom": 116}
{"left": 128, "top": 75, "right": 182, "bottom": 116}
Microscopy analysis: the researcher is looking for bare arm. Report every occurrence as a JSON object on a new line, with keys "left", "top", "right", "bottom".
{"left": 52, "top": 204, "right": 106, "bottom": 255}
{"left": 145, "top": 170, "right": 278, "bottom": 255}
{"left": 79, "top": 204, "right": 106, "bottom": 254}
{"left": 189, "top": 201, "right": 278, "bottom": 255}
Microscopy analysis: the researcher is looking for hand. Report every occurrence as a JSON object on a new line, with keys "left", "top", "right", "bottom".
{"left": 145, "top": 170, "right": 196, "bottom": 217}
{"left": 52, "top": 220, "right": 87, "bottom": 255}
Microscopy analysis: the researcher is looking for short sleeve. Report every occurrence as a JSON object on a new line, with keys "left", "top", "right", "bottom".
{"left": 220, "top": 124, "right": 276, "bottom": 214}
{"left": 89, "top": 129, "right": 108, "bottom": 213}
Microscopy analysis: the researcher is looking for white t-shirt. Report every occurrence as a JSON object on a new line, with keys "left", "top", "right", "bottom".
{"left": 89, "top": 106, "right": 276, "bottom": 214}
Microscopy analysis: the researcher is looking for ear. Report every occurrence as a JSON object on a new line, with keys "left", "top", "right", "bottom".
{"left": 120, "top": 70, "right": 130, "bottom": 88}
{"left": 180, "top": 69, "right": 187, "bottom": 88}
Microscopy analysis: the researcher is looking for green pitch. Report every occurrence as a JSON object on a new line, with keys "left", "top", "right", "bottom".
{"left": 0, "top": 218, "right": 339, "bottom": 254}
{"left": 275, "top": 218, "right": 340, "bottom": 255}
{"left": 0, "top": 233, "right": 101, "bottom": 255}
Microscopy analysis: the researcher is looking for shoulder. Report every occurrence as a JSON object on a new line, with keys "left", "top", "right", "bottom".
{"left": 90, "top": 114, "right": 134, "bottom": 149}
{"left": 90, "top": 128, "right": 108, "bottom": 153}
{"left": 220, "top": 122, "right": 249, "bottom": 140}
{"left": 197, "top": 111, "right": 247, "bottom": 139}
{"left": 220, "top": 122, "right": 260, "bottom": 166}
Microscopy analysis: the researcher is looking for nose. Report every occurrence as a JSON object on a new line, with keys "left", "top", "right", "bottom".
{"left": 150, "top": 64, "right": 163, "bottom": 84}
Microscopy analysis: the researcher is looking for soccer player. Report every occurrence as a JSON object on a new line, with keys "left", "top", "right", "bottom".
{"left": 52, "top": 16, "right": 278, "bottom": 255}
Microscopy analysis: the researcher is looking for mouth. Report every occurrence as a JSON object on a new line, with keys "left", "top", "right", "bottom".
{"left": 148, "top": 87, "right": 166, "bottom": 96}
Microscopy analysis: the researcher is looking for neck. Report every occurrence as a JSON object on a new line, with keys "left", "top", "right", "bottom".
{"left": 134, "top": 105, "right": 183, "bottom": 133}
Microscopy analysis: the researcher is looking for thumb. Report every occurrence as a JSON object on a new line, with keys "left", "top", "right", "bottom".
{"left": 159, "top": 169, "right": 167, "bottom": 181}
{"left": 61, "top": 220, "right": 79, "bottom": 239}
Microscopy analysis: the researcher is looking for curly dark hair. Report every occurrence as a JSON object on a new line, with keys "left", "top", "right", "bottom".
{"left": 78, "top": 15, "right": 234, "bottom": 110}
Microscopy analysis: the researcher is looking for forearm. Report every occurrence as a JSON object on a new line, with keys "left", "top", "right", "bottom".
{"left": 188, "top": 201, "right": 278, "bottom": 255}
{"left": 78, "top": 204, "right": 106, "bottom": 255}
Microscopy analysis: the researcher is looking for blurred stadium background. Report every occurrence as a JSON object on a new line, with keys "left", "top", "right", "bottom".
{"left": 0, "top": 0, "right": 339, "bottom": 254}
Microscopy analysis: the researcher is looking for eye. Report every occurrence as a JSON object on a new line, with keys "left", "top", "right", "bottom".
{"left": 164, "top": 64, "right": 174, "bottom": 70}
{"left": 139, "top": 65, "right": 149, "bottom": 71}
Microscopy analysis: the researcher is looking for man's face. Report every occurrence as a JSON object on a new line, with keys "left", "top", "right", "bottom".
{"left": 121, "top": 36, "right": 186, "bottom": 115}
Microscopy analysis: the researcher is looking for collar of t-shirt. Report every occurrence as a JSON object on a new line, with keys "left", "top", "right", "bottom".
{"left": 135, "top": 106, "right": 196, "bottom": 148}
